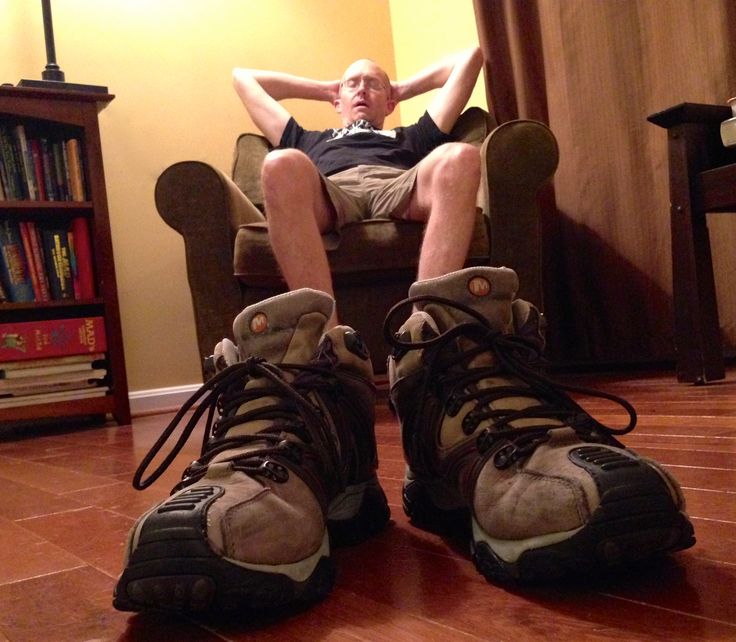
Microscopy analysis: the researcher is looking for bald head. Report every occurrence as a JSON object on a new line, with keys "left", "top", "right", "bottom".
{"left": 334, "top": 59, "right": 396, "bottom": 128}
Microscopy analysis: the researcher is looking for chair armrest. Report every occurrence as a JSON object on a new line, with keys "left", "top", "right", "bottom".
{"left": 155, "top": 161, "right": 265, "bottom": 377}
{"left": 480, "top": 119, "right": 558, "bottom": 307}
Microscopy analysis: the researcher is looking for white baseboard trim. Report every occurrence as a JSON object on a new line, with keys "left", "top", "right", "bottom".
{"left": 129, "top": 383, "right": 202, "bottom": 417}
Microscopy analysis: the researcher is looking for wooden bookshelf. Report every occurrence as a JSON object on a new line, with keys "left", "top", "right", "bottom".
{"left": 0, "top": 85, "right": 130, "bottom": 426}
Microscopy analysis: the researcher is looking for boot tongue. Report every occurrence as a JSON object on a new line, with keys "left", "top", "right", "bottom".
{"left": 233, "top": 289, "right": 335, "bottom": 364}
{"left": 206, "top": 289, "right": 333, "bottom": 456}
{"left": 409, "top": 267, "right": 518, "bottom": 334}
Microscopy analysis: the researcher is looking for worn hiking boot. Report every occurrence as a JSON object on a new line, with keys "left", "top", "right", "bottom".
{"left": 114, "top": 289, "right": 389, "bottom": 613}
{"left": 385, "top": 266, "right": 695, "bottom": 583}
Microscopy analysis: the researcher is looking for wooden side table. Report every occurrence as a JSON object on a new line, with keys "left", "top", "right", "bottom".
{"left": 648, "top": 103, "right": 736, "bottom": 383}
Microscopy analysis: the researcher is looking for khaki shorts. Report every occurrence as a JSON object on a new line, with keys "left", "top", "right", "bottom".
{"left": 321, "top": 164, "right": 419, "bottom": 229}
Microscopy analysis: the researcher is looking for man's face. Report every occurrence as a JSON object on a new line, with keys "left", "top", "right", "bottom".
{"left": 335, "top": 59, "right": 396, "bottom": 128}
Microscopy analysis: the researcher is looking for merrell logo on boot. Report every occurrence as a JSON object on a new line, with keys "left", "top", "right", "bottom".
{"left": 250, "top": 312, "right": 269, "bottom": 334}
{"left": 467, "top": 276, "right": 491, "bottom": 297}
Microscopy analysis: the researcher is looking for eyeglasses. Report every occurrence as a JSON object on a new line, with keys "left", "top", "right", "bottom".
{"left": 341, "top": 76, "right": 386, "bottom": 92}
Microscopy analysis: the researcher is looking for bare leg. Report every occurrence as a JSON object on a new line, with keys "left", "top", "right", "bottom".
{"left": 401, "top": 142, "right": 481, "bottom": 280}
{"left": 261, "top": 149, "right": 339, "bottom": 327}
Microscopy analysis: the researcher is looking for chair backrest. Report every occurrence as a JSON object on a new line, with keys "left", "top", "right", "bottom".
{"left": 230, "top": 107, "right": 496, "bottom": 211}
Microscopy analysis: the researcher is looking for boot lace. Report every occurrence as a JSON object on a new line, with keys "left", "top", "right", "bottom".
{"left": 384, "top": 295, "right": 637, "bottom": 471}
{"left": 132, "top": 357, "right": 343, "bottom": 495}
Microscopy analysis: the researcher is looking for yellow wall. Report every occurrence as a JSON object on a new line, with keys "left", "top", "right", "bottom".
{"left": 389, "top": 0, "right": 486, "bottom": 124}
{"left": 2, "top": 0, "right": 481, "bottom": 396}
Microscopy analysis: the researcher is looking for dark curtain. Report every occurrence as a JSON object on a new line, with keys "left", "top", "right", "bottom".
{"left": 474, "top": 0, "right": 736, "bottom": 365}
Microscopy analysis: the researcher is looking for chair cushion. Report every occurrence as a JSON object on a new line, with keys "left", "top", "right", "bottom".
{"left": 234, "top": 210, "right": 489, "bottom": 286}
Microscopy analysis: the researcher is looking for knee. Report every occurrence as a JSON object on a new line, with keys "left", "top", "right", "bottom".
{"left": 435, "top": 142, "right": 481, "bottom": 182}
{"left": 261, "top": 149, "right": 317, "bottom": 201}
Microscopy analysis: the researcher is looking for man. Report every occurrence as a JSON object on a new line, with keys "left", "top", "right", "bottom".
{"left": 113, "top": 51, "right": 695, "bottom": 616}
{"left": 231, "top": 48, "right": 484, "bottom": 325}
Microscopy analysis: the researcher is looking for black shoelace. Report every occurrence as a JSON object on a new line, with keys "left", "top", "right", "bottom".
{"left": 384, "top": 295, "right": 637, "bottom": 469}
{"left": 132, "top": 357, "right": 341, "bottom": 495}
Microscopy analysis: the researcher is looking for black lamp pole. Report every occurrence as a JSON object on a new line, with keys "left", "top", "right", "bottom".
{"left": 40, "top": 0, "right": 65, "bottom": 82}
{"left": 18, "top": 0, "right": 108, "bottom": 93}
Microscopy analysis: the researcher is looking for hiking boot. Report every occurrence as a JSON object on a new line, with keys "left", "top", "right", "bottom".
{"left": 385, "top": 266, "right": 695, "bottom": 583}
{"left": 114, "top": 289, "right": 389, "bottom": 613}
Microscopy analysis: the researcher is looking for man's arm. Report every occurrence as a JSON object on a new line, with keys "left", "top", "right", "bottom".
{"left": 232, "top": 68, "right": 339, "bottom": 147}
{"left": 392, "top": 47, "right": 484, "bottom": 134}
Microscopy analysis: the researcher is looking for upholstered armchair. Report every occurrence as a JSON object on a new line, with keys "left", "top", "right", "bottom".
{"left": 155, "top": 107, "right": 558, "bottom": 378}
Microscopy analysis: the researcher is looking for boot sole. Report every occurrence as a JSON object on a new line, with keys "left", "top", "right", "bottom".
{"left": 403, "top": 478, "right": 695, "bottom": 584}
{"left": 114, "top": 478, "right": 390, "bottom": 614}
{"left": 113, "top": 485, "right": 334, "bottom": 613}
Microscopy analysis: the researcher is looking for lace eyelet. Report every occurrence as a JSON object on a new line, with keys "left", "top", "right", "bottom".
{"left": 258, "top": 459, "right": 289, "bottom": 483}
{"left": 278, "top": 439, "right": 303, "bottom": 464}
{"left": 494, "top": 443, "right": 517, "bottom": 469}
{"left": 446, "top": 391, "right": 464, "bottom": 417}
{"left": 182, "top": 459, "right": 206, "bottom": 480}
{"left": 476, "top": 429, "right": 494, "bottom": 454}
{"left": 462, "top": 412, "right": 479, "bottom": 435}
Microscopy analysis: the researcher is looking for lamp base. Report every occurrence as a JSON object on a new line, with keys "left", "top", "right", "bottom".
{"left": 17, "top": 78, "right": 109, "bottom": 94}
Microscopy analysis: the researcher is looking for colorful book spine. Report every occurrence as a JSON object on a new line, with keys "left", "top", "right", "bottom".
{"left": 25, "top": 221, "right": 51, "bottom": 301}
{"left": 40, "top": 223, "right": 73, "bottom": 300}
{"left": 40, "top": 138, "right": 57, "bottom": 201}
{"left": 30, "top": 139, "right": 47, "bottom": 201}
{"left": 66, "top": 139, "right": 86, "bottom": 201}
{"left": 0, "top": 126, "right": 24, "bottom": 199}
{"left": 17, "top": 221, "right": 41, "bottom": 301}
{"left": 70, "top": 217, "right": 94, "bottom": 299}
{"left": 51, "top": 141, "right": 68, "bottom": 201}
{"left": 0, "top": 218, "right": 34, "bottom": 302}
{"left": 0, "top": 125, "right": 90, "bottom": 203}
{"left": 0, "top": 316, "right": 107, "bottom": 362}
{"left": 12, "top": 124, "right": 38, "bottom": 200}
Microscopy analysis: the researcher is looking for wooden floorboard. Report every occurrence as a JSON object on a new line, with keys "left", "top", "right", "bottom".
{"left": 0, "top": 367, "right": 734, "bottom": 641}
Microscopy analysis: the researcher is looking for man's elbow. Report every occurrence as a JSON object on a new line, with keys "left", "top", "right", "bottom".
{"left": 467, "top": 46, "right": 483, "bottom": 68}
{"left": 232, "top": 68, "right": 258, "bottom": 97}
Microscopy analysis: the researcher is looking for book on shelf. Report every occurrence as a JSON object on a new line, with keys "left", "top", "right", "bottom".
{"left": 0, "top": 316, "right": 106, "bottom": 362}
{"left": 0, "top": 379, "right": 103, "bottom": 398}
{"left": 0, "top": 352, "right": 106, "bottom": 382}
{"left": 65, "top": 139, "right": 86, "bottom": 201}
{"left": 0, "top": 367, "right": 107, "bottom": 393}
{"left": 51, "top": 140, "right": 68, "bottom": 201}
{"left": 70, "top": 217, "right": 94, "bottom": 298}
{"left": 19, "top": 221, "right": 50, "bottom": 302}
{"left": 0, "top": 216, "right": 95, "bottom": 303}
{"left": 0, "top": 123, "right": 87, "bottom": 203}
{"left": 0, "top": 126, "right": 24, "bottom": 200}
{"left": 30, "top": 139, "right": 47, "bottom": 201}
{"left": 12, "top": 124, "right": 36, "bottom": 200}
{"left": 39, "top": 138, "right": 56, "bottom": 202}
{"left": 25, "top": 220, "right": 51, "bottom": 301}
{"left": 0, "top": 352, "right": 105, "bottom": 376}
{"left": 40, "top": 222, "right": 74, "bottom": 300}
{"left": 0, "top": 218, "right": 34, "bottom": 302}
{"left": 0, "top": 385, "right": 109, "bottom": 409}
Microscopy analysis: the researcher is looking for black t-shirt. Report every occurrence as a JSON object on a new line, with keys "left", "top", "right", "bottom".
{"left": 278, "top": 112, "right": 452, "bottom": 176}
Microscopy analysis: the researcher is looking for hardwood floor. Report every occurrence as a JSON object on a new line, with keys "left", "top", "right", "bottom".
{"left": 0, "top": 368, "right": 734, "bottom": 641}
